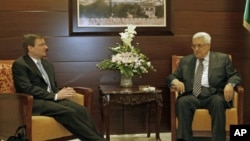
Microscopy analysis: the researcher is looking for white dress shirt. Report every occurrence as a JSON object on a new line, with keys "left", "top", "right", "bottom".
{"left": 195, "top": 52, "right": 210, "bottom": 87}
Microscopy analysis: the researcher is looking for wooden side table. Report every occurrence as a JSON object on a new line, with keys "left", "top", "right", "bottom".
{"left": 99, "top": 85, "right": 163, "bottom": 141}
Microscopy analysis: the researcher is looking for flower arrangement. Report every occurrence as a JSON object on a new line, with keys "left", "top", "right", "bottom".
{"left": 96, "top": 25, "right": 156, "bottom": 78}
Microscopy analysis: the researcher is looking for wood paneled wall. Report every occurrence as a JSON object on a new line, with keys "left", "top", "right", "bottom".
{"left": 0, "top": 0, "right": 249, "bottom": 134}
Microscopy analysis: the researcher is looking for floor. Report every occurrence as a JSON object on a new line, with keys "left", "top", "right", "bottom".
{"left": 69, "top": 132, "right": 230, "bottom": 141}
{"left": 70, "top": 133, "right": 169, "bottom": 141}
{"left": 107, "top": 133, "right": 169, "bottom": 141}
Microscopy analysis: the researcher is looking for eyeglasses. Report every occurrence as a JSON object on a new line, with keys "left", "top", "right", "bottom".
{"left": 191, "top": 44, "right": 208, "bottom": 49}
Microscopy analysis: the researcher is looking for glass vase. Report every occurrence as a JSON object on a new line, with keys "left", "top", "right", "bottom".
{"left": 120, "top": 75, "right": 133, "bottom": 87}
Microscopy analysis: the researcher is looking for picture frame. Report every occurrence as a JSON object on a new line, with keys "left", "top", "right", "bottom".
{"left": 69, "top": 0, "right": 173, "bottom": 36}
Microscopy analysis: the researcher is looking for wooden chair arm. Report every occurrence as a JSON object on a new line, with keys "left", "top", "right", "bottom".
{"left": 234, "top": 85, "right": 244, "bottom": 124}
{"left": 0, "top": 93, "right": 33, "bottom": 141}
{"left": 73, "top": 87, "right": 94, "bottom": 112}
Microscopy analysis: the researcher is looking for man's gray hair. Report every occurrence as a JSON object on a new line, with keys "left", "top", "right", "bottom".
{"left": 193, "top": 32, "right": 211, "bottom": 44}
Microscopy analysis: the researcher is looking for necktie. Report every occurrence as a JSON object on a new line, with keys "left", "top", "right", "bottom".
{"left": 37, "top": 61, "right": 52, "bottom": 92}
{"left": 193, "top": 59, "right": 204, "bottom": 97}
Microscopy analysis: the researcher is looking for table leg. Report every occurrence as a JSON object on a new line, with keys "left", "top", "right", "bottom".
{"left": 146, "top": 103, "right": 151, "bottom": 137}
{"left": 103, "top": 102, "right": 110, "bottom": 141}
{"left": 156, "top": 101, "right": 162, "bottom": 141}
{"left": 100, "top": 104, "right": 105, "bottom": 136}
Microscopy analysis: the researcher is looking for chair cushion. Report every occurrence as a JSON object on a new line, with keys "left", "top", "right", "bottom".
{"left": 192, "top": 108, "right": 237, "bottom": 131}
{"left": 175, "top": 91, "right": 238, "bottom": 131}
{"left": 32, "top": 116, "right": 72, "bottom": 141}
{"left": 176, "top": 108, "right": 238, "bottom": 131}
{"left": 32, "top": 93, "right": 84, "bottom": 140}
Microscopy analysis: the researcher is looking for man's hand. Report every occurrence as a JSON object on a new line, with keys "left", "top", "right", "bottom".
{"left": 171, "top": 79, "right": 185, "bottom": 94}
{"left": 224, "top": 83, "right": 234, "bottom": 102}
{"left": 57, "top": 87, "right": 76, "bottom": 100}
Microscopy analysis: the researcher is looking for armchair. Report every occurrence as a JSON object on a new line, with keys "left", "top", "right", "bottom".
{"left": 0, "top": 60, "right": 93, "bottom": 141}
{"left": 170, "top": 55, "right": 244, "bottom": 141}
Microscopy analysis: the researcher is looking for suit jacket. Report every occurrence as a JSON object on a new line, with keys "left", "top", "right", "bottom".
{"left": 166, "top": 51, "right": 241, "bottom": 95}
{"left": 12, "top": 55, "right": 59, "bottom": 115}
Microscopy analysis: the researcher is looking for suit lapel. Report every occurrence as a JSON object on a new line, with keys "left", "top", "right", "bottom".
{"left": 24, "top": 55, "right": 44, "bottom": 79}
{"left": 41, "top": 59, "right": 56, "bottom": 92}
{"left": 24, "top": 55, "right": 55, "bottom": 93}
{"left": 24, "top": 55, "right": 52, "bottom": 87}
{"left": 185, "top": 56, "right": 196, "bottom": 89}
{"left": 40, "top": 60, "right": 52, "bottom": 82}
{"left": 190, "top": 56, "right": 196, "bottom": 83}
{"left": 208, "top": 52, "right": 217, "bottom": 82}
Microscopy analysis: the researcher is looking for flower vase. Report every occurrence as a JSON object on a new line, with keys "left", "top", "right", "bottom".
{"left": 120, "top": 75, "right": 133, "bottom": 87}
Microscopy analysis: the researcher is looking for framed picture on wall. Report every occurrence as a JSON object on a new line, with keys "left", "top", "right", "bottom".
{"left": 69, "top": 0, "right": 173, "bottom": 36}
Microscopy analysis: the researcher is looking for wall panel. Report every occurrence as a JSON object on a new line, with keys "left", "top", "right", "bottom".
{"left": 0, "top": 12, "right": 68, "bottom": 38}
{"left": 174, "top": 12, "right": 247, "bottom": 35}
{"left": 0, "top": 0, "right": 67, "bottom": 11}
{"left": 175, "top": 0, "right": 245, "bottom": 12}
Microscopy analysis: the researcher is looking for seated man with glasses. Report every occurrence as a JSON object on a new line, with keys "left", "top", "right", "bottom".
{"left": 166, "top": 32, "right": 241, "bottom": 141}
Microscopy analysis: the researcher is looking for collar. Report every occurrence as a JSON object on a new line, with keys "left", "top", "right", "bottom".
{"left": 197, "top": 51, "right": 210, "bottom": 62}
{"left": 30, "top": 56, "right": 40, "bottom": 64}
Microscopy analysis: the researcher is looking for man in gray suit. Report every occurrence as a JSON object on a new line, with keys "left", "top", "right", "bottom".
{"left": 12, "top": 34, "right": 106, "bottom": 141}
{"left": 166, "top": 32, "right": 241, "bottom": 141}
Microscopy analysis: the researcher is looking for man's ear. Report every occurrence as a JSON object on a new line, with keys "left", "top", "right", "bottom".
{"left": 27, "top": 45, "right": 33, "bottom": 52}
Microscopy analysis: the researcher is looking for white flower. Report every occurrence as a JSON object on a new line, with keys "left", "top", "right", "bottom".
{"left": 147, "top": 62, "right": 151, "bottom": 67}
{"left": 126, "top": 24, "right": 137, "bottom": 35}
{"left": 120, "top": 24, "right": 137, "bottom": 47}
{"left": 97, "top": 25, "right": 155, "bottom": 78}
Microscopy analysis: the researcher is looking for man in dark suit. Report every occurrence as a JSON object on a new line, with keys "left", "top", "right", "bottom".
{"left": 12, "top": 34, "right": 106, "bottom": 141}
{"left": 166, "top": 32, "right": 241, "bottom": 141}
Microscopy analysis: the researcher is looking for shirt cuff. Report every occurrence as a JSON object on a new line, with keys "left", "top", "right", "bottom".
{"left": 54, "top": 93, "right": 58, "bottom": 101}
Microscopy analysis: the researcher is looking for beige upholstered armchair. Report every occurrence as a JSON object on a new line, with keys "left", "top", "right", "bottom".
{"left": 0, "top": 60, "right": 93, "bottom": 141}
{"left": 170, "top": 55, "right": 244, "bottom": 141}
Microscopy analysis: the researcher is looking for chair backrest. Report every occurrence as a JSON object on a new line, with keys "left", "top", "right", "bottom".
{"left": 0, "top": 60, "right": 15, "bottom": 93}
{"left": 171, "top": 55, "right": 183, "bottom": 73}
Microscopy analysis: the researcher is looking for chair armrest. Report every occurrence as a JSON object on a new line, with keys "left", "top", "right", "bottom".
{"left": 0, "top": 93, "right": 33, "bottom": 141}
{"left": 72, "top": 87, "right": 94, "bottom": 112}
{"left": 234, "top": 85, "right": 244, "bottom": 124}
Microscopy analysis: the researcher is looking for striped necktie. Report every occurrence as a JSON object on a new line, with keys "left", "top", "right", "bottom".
{"left": 193, "top": 59, "right": 204, "bottom": 97}
{"left": 37, "top": 61, "right": 52, "bottom": 92}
